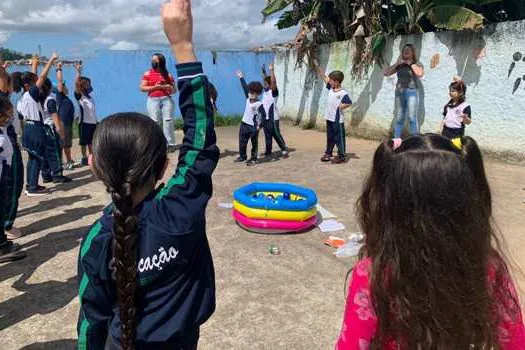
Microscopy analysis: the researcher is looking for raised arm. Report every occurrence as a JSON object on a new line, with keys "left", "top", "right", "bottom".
{"left": 155, "top": 0, "right": 219, "bottom": 221}
{"left": 36, "top": 52, "right": 58, "bottom": 88}
{"left": 269, "top": 63, "right": 278, "bottom": 93}
{"left": 236, "top": 70, "right": 249, "bottom": 98}
{"left": 56, "top": 61, "right": 65, "bottom": 94}
{"left": 312, "top": 59, "right": 330, "bottom": 84}
{"left": 74, "top": 63, "right": 82, "bottom": 96}
{"left": 31, "top": 55, "right": 38, "bottom": 75}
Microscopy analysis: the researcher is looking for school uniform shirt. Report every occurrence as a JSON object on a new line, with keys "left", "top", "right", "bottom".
{"left": 10, "top": 92, "right": 22, "bottom": 135}
{"left": 0, "top": 126, "right": 14, "bottom": 177}
{"left": 325, "top": 85, "right": 352, "bottom": 123}
{"left": 242, "top": 99, "right": 264, "bottom": 128}
{"left": 262, "top": 88, "right": 280, "bottom": 121}
{"left": 18, "top": 86, "right": 45, "bottom": 122}
{"left": 43, "top": 93, "right": 58, "bottom": 127}
{"left": 74, "top": 92, "right": 97, "bottom": 125}
{"left": 77, "top": 62, "right": 219, "bottom": 350}
{"left": 143, "top": 69, "right": 175, "bottom": 98}
{"left": 443, "top": 101, "right": 471, "bottom": 129}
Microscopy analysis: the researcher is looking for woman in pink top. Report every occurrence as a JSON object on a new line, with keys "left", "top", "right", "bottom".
{"left": 140, "top": 53, "right": 177, "bottom": 152}
{"left": 336, "top": 134, "right": 525, "bottom": 349}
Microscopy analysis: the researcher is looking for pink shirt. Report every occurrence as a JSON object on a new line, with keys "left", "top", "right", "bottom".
{"left": 336, "top": 258, "right": 525, "bottom": 349}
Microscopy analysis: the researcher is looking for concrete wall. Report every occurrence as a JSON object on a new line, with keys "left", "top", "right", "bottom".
{"left": 274, "top": 20, "right": 525, "bottom": 163}
{"left": 12, "top": 50, "right": 274, "bottom": 118}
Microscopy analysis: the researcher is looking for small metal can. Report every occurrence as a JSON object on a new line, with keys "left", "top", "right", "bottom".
{"left": 268, "top": 244, "right": 281, "bottom": 255}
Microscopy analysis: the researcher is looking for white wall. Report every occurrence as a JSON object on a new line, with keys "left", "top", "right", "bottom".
{"left": 274, "top": 20, "right": 525, "bottom": 163}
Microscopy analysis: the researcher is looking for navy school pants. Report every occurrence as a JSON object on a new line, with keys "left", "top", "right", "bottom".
{"left": 263, "top": 119, "right": 286, "bottom": 155}
{"left": 22, "top": 122, "right": 46, "bottom": 192}
{"left": 239, "top": 122, "right": 259, "bottom": 160}
{"left": 325, "top": 120, "right": 346, "bottom": 159}
{"left": 41, "top": 125, "right": 63, "bottom": 180}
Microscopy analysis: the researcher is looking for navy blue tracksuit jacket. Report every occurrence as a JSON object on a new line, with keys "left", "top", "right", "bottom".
{"left": 77, "top": 62, "right": 219, "bottom": 349}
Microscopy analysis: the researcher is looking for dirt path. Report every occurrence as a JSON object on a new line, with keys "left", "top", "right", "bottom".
{"left": 1, "top": 123, "right": 524, "bottom": 349}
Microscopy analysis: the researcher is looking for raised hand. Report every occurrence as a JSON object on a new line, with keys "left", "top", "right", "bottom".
{"left": 236, "top": 70, "right": 244, "bottom": 79}
{"left": 57, "top": 61, "right": 63, "bottom": 69}
{"left": 50, "top": 51, "right": 59, "bottom": 63}
{"left": 162, "top": 0, "right": 195, "bottom": 63}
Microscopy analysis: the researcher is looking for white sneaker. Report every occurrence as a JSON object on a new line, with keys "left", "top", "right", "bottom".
{"left": 25, "top": 189, "right": 49, "bottom": 197}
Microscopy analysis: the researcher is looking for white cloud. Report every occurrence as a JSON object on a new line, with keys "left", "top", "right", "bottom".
{"left": 109, "top": 40, "right": 140, "bottom": 50}
{"left": 0, "top": 31, "right": 9, "bottom": 44}
{"left": 0, "top": 0, "right": 297, "bottom": 50}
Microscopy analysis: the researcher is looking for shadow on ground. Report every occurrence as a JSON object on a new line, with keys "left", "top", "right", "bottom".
{"left": 19, "top": 339, "right": 77, "bottom": 350}
{"left": 0, "top": 225, "right": 91, "bottom": 331}
{"left": 20, "top": 205, "right": 103, "bottom": 236}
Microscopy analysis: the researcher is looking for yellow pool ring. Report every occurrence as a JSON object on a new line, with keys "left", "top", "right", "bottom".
{"left": 233, "top": 200, "right": 317, "bottom": 221}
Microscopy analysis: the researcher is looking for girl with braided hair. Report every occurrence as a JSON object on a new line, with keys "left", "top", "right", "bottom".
{"left": 77, "top": 1, "right": 219, "bottom": 349}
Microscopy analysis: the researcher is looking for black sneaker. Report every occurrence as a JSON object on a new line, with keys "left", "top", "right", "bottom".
{"left": 42, "top": 178, "right": 53, "bottom": 184}
{"left": 0, "top": 242, "right": 26, "bottom": 263}
{"left": 80, "top": 157, "right": 89, "bottom": 166}
{"left": 53, "top": 176, "right": 73, "bottom": 184}
{"left": 36, "top": 185, "right": 47, "bottom": 191}
{"left": 234, "top": 157, "right": 247, "bottom": 163}
{"left": 246, "top": 158, "right": 259, "bottom": 166}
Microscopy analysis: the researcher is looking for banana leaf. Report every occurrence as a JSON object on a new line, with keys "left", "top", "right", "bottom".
{"left": 429, "top": 5, "right": 485, "bottom": 30}
{"left": 262, "top": 0, "right": 295, "bottom": 17}
{"left": 277, "top": 10, "right": 302, "bottom": 29}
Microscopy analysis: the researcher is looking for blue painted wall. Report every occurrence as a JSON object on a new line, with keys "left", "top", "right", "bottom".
{"left": 12, "top": 50, "right": 275, "bottom": 118}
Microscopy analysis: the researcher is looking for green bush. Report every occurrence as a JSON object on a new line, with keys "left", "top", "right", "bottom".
{"left": 70, "top": 115, "right": 243, "bottom": 140}
{"left": 174, "top": 114, "right": 243, "bottom": 130}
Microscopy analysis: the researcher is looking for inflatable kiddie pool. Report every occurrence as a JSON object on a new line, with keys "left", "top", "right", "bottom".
{"left": 232, "top": 183, "right": 318, "bottom": 234}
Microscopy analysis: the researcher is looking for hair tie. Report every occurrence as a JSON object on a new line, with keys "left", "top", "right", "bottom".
{"left": 392, "top": 138, "right": 402, "bottom": 150}
{"left": 451, "top": 137, "right": 462, "bottom": 150}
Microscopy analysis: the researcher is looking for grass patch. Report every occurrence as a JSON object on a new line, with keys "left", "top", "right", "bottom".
{"left": 174, "top": 114, "right": 243, "bottom": 130}
{"left": 70, "top": 114, "right": 243, "bottom": 140}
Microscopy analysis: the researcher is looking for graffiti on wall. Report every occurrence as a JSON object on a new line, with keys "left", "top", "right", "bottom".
{"left": 508, "top": 51, "right": 525, "bottom": 94}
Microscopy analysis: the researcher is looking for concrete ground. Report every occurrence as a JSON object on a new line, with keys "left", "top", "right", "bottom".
{"left": 1, "top": 123, "right": 524, "bottom": 350}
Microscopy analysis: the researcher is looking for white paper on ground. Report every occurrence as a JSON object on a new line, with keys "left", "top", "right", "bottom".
{"left": 218, "top": 202, "right": 233, "bottom": 209}
{"left": 318, "top": 219, "right": 345, "bottom": 233}
{"left": 317, "top": 204, "right": 337, "bottom": 219}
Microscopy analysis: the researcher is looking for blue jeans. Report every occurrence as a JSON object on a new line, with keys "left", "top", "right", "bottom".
{"left": 394, "top": 88, "right": 419, "bottom": 138}
{"left": 147, "top": 96, "right": 175, "bottom": 146}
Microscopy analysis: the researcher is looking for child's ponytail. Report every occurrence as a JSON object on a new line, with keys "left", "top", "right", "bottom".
{"left": 458, "top": 136, "right": 492, "bottom": 216}
{"left": 111, "top": 182, "right": 138, "bottom": 350}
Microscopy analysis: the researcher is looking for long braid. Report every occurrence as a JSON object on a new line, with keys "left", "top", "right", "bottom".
{"left": 92, "top": 113, "right": 167, "bottom": 348}
{"left": 111, "top": 181, "right": 138, "bottom": 350}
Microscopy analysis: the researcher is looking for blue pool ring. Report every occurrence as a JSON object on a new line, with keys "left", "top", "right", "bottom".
{"left": 233, "top": 183, "right": 317, "bottom": 212}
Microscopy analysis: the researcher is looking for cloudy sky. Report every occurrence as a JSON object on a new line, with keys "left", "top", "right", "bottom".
{"left": 0, "top": 0, "right": 296, "bottom": 58}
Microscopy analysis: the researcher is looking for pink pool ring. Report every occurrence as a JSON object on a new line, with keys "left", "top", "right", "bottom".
{"left": 232, "top": 209, "right": 317, "bottom": 234}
